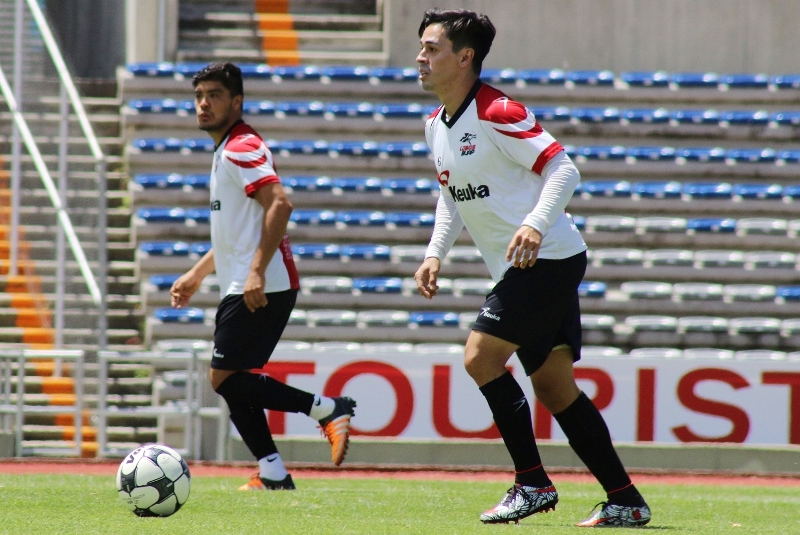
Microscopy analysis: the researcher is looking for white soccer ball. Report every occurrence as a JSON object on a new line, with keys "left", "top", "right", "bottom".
{"left": 116, "top": 444, "right": 191, "bottom": 517}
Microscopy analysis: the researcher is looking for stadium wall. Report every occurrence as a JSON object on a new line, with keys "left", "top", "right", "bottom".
{"left": 388, "top": 0, "right": 800, "bottom": 74}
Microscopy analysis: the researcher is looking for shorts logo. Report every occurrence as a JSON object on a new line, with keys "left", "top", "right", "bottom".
{"left": 212, "top": 346, "right": 224, "bottom": 358}
{"left": 480, "top": 307, "right": 501, "bottom": 321}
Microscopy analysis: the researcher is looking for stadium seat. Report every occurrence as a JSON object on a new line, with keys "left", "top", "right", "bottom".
{"left": 183, "top": 174, "right": 209, "bottom": 189}
{"left": 576, "top": 145, "right": 626, "bottom": 160}
{"left": 621, "top": 108, "right": 670, "bottom": 123}
{"left": 619, "top": 71, "right": 669, "bottom": 87}
{"left": 625, "top": 315, "right": 678, "bottom": 332}
{"left": 275, "top": 101, "right": 325, "bottom": 117}
{"left": 288, "top": 309, "right": 307, "bottom": 325}
{"left": 149, "top": 274, "right": 180, "bottom": 291}
{"left": 669, "top": 72, "right": 719, "bottom": 88}
{"left": 324, "top": 102, "right": 374, "bottom": 118}
{"left": 340, "top": 244, "right": 392, "bottom": 260}
{"left": 581, "top": 346, "right": 624, "bottom": 357}
{"left": 383, "top": 212, "right": 434, "bottom": 228}
{"left": 331, "top": 176, "right": 382, "bottom": 192}
{"left": 174, "top": 62, "right": 207, "bottom": 78}
{"left": 591, "top": 248, "right": 643, "bottom": 266}
{"left": 789, "top": 220, "right": 800, "bottom": 238}
{"left": 578, "top": 281, "right": 607, "bottom": 298}
{"left": 566, "top": 69, "right": 615, "bottom": 86}
{"left": 311, "top": 342, "right": 362, "bottom": 351}
{"left": 361, "top": 342, "right": 415, "bottom": 352}
{"left": 329, "top": 140, "right": 380, "bottom": 156}
{"left": 402, "top": 277, "right": 453, "bottom": 295}
{"left": 643, "top": 249, "right": 694, "bottom": 267}
{"left": 670, "top": 109, "right": 721, "bottom": 124}
{"left": 270, "top": 65, "right": 322, "bottom": 81}
{"left": 413, "top": 343, "right": 465, "bottom": 354}
{"left": 128, "top": 98, "right": 178, "bottom": 113}
{"left": 693, "top": 250, "right": 745, "bottom": 268}
{"left": 300, "top": 276, "right": 353, "bottom": 294}
{"left": 153, "top": 307, "right": 204, "bottom": 323}
{"left": 409, "top": 311, "right": 460, "bottom": 327}
{"left": 127, "top": 62, "right": 174, "bottom": 77}
{"left": 458, "top": 312, "right": 477, "bottom": 330}
{"left": 683, "top": 348, "right": 734, "bottom": 359}
{"left": 686, "top": 218, "right": 737, "bottom": 233}
{"left": 580, "top": 180, "right": 632, "bottom": 198}
{"left": 445, "top": 246, "right": 483, "bottom": 263}
{"left": 153, "top": 338, "right": 211, "bottom": 352}
{"left": 136, "top": 207, "right": 186, "bottom": 223}
{"left": 732, "top": 183, "right": 783, "bottom": 200}
{"left": 771, "top": 73, "right": 800, "bottom": 89}
{"left": 306, "top": 310, "right": 357, "bottom": 327}
{"left": 290, "top": 209, "right": 337, "bottom": 225}
{"left": 321, "top": 65, "right": 370, "bottom": 82}
{"left": 336, "top": 210, "right": 386, "bottom": 227}
{"left": 725, "top": 148, "right": 777, "bottom": 163}
{"left": 629, "top": 348, "right": 682, "bottom": 359}
{"left": 239, "top": 64, "right": 271, "bottom": 78}
{"left": 570, "top": 215, "right": 586, "bottom": 230}
{"left": 275, "top": 340, "right": 312, "bottom": 350}
{"left": 132, "top": 137, "right": 182, "bottom": 152}
{"left": 292, "top": 243, "right": 340, "bottom": 259}
{"left": 356, "top": 311, "right": 410, "bottom": 328}
{"left": 723, "top": 284, "right": 777, "bottom": 302}
{"left": 134, "top": 173, "right": 183, "bottom": 189}
{"left": 672, "top": 282, "right": 724, "bottom": 301}
{"left": 631, "top": 181, "right": 682, "bottom": 198}
{"left": 571, "top": 107, "right": 621, "bottom": 123}
{"left": 184, "top": 208, "right": 209, "bottom": 225}
{"left": 382, "top": 177, "right": 437, "bottom": 194}
{"left": 676, "top": 147, "right": 727, "bottom": 162}
{"left": 682, "top": 182, "right": 732, "bottom": 199}
{"left": 736, "top": 218, "right": 788, "bottom": 235}
{"left": 635, "top": 217, "right": 687, "bottom": 234}
{"left": 378, "top": 142, "right": 430, "bottom": 157}
{"left": 678, "top": 316, "right": 729, "bottom": 333}
{"left": 770, "top": 111, "right": 800, "bottom": 125}
{"left": 784, "top": 185, "right": 800, "bottom": 201}
{"left": 352, "top": 277, "right": 403, "bottom": 294}
{"left": 242, "top": 100, "right": 276, "bottom": 115}
{"left": 374, "top": 103, "right": 428, "bottom": 119}
{"left": 282, "top": 175, "right": 334, "bottom": 191}
{"left": 390, "top": 245, "right": 428, "bottom": 263}
{"left": 529, "top": 106, "right": 571, "bottom": 122}
{"left": 777, "top": 150, "right": 800, "bottom": 165}
{"left": 620, "top": 281, "right": 672, "bottom": 299}
{"left": 781, "top": 319, "right": 800, "bottom": 336}
{"left": 480, "top": 68, "right": 517, "bottom": 84}
{"left": 719, "top": 110, "right": 770, "bottom": 125}
{"left": 734, "top": 349, "right": 786, "bottom": 360}
{"left": 719, "top": 73, "right": 769, "bottom": 89}
{"left": 369, "top": 66, "right": 419, "bottom": 82}
{"left": 515, "top": 68, "right": 566, "bottom": 86}
{"left": 452, "top": 278, "right": 494, "bottom": 297}
{"left": 139, "top": 241, "right": 190, "bottom": 257}
{"left": 776, "top": 286, "right": 800, "bottom": 302}
{"left": 581, "top": 315, "right": 616, "bottom": 331}
{"left": 182, "top": 138, "right": 215, "bottom": 152}
{"left": 280, "top": 139, "right": 329, "bottom": 155}
{"left": 626, "top": 146, "right": 676, "bottom": 161}
{"left": 744, "top": 251, "right": 796, "bottom": 269}
{"left": 585, "top": 216, "right": 636, "bottom": 232}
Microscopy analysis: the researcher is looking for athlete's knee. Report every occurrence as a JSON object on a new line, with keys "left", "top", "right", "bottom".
{"left": 210, "top": 368, "right": 237, "bottom": 392}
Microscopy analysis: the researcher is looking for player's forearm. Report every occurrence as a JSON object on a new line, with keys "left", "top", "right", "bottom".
{"left": 425, "top": 193, "right": 463, "bottom": 260}
{"left": 522, "top": 152, "right": 580, "bottom": 233}
{"left": 250, "top": 197, "right": 292, "bottom": 273}
{"left": 189, "top": 249, "right": 215, "bottom": 279}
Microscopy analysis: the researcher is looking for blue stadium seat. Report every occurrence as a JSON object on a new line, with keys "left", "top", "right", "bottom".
{"left": 369, "top": 66, "right": 418, "bottom": 82}
{"left": 174, "top": 62, "right": 207, "bottom": 78}
{"left": 632, "top": 181, "right": 682, "bottom": 198}
{"left": 770, "top": 111, "right": 800, "bottom": 125}
{"left": 772, "top": 74, "right": 800, "bottom": 89}
{"left": 352, "top": 277, "right": 403, "bottom": 294}
{"left": 777, "top": 286, "right": 800, "bottom": 302}
{"left": 732, "top": 183, "right": 783, "bottom": 199}
{"left": 336, "top": 210, "right": 386, "bottom": 226}
{"left": 669, "top": 72, "right": 719, "bottom": 88}
{"left": 566, "top": 69, "right": 615, "bottom": 86}
{"left": 719, "top": 73, "right": 769, "bottom": 89}
{"left": 280, "top": 139, "right": 329, "bottom": 155}
{"left": 571, "top": 107, "right": 621, "bottom": 123}
{"left": 175, "top": 100, "right": 195, "bottom": 113}
{"left": 382, "top": 177, "right": 437, "bottom": 194}
{"left": 676, "top": 147, "right": 726, "bottom": 162}
{"left": 626, "top": 146, "right": 676, "bottom": 161}
{"left": 127, "top": 62, "right": 174, "bottom": 77}
{"left": 785, "top": 185, "right": 800, "bottom": 200}
{"left": 670, "top": 109, "right": 720, "bottom": 124}
{"left": 282, "top": 175, "right": 333, "bottom": 191}
{"left": 329, "top": 140, "right": 379, "bottom": 156}
{"left": 137, "top": 207, "right": 186, "bottom": 223}
{"left": 578, "top": 281, "right": 607, "bottom": 298}
{"left": 776, "top": 150, "right": 800, "bottom": 164}
{"left": 619, "top": 71, "right": 669, "bottom": 87}
{"left": 719, "top": 110, "right": 770, "bottom": 125}
{"left": 570, "top": 215, "right": 585, "bottom": 230}
{"left": 385, "top": 212, "right": 435, "bottom": 227}
{"left": 374, "top": 103, "right": 427, "bottom": 119}
{"left": 149, "top": 274, "right": 180, "bottom": 290}
{"left": 139, "top": 241, "right": 190, "bottom": 256}
{"left": 576, "top": 145, "right": 626, "bottom": 160}
{"left": 134, "top": 173, "right": 183, "bottom": 189}
{"left": 182, "top": 174, "right": 209, "bottom": 189}
{"left": 270, "top": 65, "right": 321, "bottom": 80}
{"left": 324, "top": 102, "right": 374, "bottom": 118}
{"left": 686, "top": 218, "right": 737, "bottom": 233}
{"left": 340, "top": 244, "right": 391, "bottom": 260}
{"left": 580, "top": 180, "right": 632, "bottom": 197}
{"left": 291, "top": 243, "right": 340, "bottom": 259}
{"left": 621, "top": 108, "right": 670, "bottom": 123}
{"left": 189, "top": 242, "right": 211, "bottom": 257}
{"left": 239, "top": 64, "right": 271, "bottom": 78}
{"left": 242, "top": 100, "right": 276, "bottom": 115}
{"left": 185, "top": 208, "right": 210, "bottom": 224}
{"left": 682, "top": 182, "right": 733, "bottom": 199}
{"left": 409, "top": 311, "right": 460, "bottom": 327}
{"left": 726, "top": 148, "right": 777, "bottom": 163}
{"left": 290, "top": 209, "right": 337, "bottom": 225}
{"left": 132, "top": 138, "right": 182, "bottom": 152}
{"left": 183, "top": 138, "right": 215, "bottom": 152}
{"left": 516, "top": 69, "right": 566, "bottom": 85}
{"left": 153, "top": 307, "right": 204, "bottom": 323}
{"left": 275, "top": 101, "right": 325, "bottom": 116}
{"left": 480, "top": 68, "right": 517, "bottom": 84}
{"left": 321, "top": 65, "right": 370, "bottom": 81}
{"left": 332, "top": 176, "right": 382, "bottom": 192}
{"left": 128, "top": 99, "right": 178, "bottom": 113}
{"left": 529, "top": 106, "right": 571, "bottom": 122}
{"left": 378, "top": 142, "right": 430, "bottom": 157}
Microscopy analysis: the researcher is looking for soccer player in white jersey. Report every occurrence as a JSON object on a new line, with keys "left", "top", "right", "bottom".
{"left": 413, "top": 10, "right": 650, "bottom": 527}
{"left": 169, "top": 62, "right": 356, "bottom": 490}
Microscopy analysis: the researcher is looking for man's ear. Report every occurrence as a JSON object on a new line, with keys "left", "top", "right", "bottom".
{"left": 459, "top": 48, "right": 475, "bottom": 68}
{"left": 233, "top": 93, "right": 244, "bottom": 112}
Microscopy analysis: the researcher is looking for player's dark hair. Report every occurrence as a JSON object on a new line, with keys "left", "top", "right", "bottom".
{"left": 192, "top": 62, "right": 244, "bottom": 98}
{"left": 418, "top": 9, "right": 496, "bottom": 75}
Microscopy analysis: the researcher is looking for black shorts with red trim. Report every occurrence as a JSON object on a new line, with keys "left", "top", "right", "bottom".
{"left": 211, "top": 289, "right": 297, "bottom": 370}
{"left": 471, "top": 251, "right": 587, "bottom": 376}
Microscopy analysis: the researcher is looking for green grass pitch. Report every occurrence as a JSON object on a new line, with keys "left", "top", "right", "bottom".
{"left": 0, "top": 474, "right": 798, "bottom": 534}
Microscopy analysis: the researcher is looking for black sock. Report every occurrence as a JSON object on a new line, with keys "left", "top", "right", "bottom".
{"left": 479, "top": 371, "right": 551, "bottom": 488}
{"left": 216, "top": 371, "right": 315, "bottom": 414}
{"left": 553, "top": 392, "right": 645, "bottom": 506}
{"left": 227, "top": 405, "right": 276, "bottom": 461}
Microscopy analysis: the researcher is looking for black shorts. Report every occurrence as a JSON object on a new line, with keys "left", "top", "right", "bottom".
{"left": 471, "top": 251, "right": 587, "bottom": 376}
{"left": 211, "top": 289, "right": 297, "bottom": 370}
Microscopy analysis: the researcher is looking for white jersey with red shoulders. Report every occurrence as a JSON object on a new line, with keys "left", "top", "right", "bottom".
{"left": 423, "top": 81, "right": 586, "bottom": 281}
{"left": 209, "top": 120, "right": 299, "bottom": 297}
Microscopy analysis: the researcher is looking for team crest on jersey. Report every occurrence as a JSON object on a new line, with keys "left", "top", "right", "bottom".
{"left": 459, "top": 132, "right": 477, "bottom": 156}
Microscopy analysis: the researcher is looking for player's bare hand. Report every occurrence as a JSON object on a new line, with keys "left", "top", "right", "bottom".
{"left": 506, "top": 225, "right": 542, "bottom": 268}
{"left": 170, "top": 271, "right": 202, "bottom": 309}
{"left": 414, "top": 257, "right": 441, "bottom": 299}
{"left": 243, "top": 271, "right": 267, "bottom": 312}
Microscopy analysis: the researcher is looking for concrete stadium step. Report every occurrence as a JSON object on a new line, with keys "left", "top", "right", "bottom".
{"left": 22, "top": 424, "right": 157, "bottom": 444}
{"left": 21, "top": 440, "right": 100, "bottom": 458}
{"left": 175, "top": 47, "right": 388, "bottom": 66}
{"left": 0, "top": 327, "right": 141, "bottom": 347}
{"left": 180, "top": 28, "right": 384, "bottom": 53}
{"left": 0, "top": 292, "right": 141, "bottom": 311}
{"left": 21, "top": 392, "right": 152, "bottom": 408}
{"left": 201, "top": 11, "right": 382, "bottom": 31}
{"left": 0, "top": 274, "right": 139, "bottom": 296}
{"left": 0, "top": 258, "right": 137, "bottom": 278}
{"left": 0, "top": 307, "right": 142, "bottom": 330}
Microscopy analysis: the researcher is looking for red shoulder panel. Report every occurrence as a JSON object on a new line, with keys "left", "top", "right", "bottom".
{"left": 476, "top": 85, "right": 527, "bottom": 124}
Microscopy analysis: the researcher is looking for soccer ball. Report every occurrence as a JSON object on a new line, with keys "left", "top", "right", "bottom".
{"left": 116, "top": 444, "right": 191, "bottom": 517}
